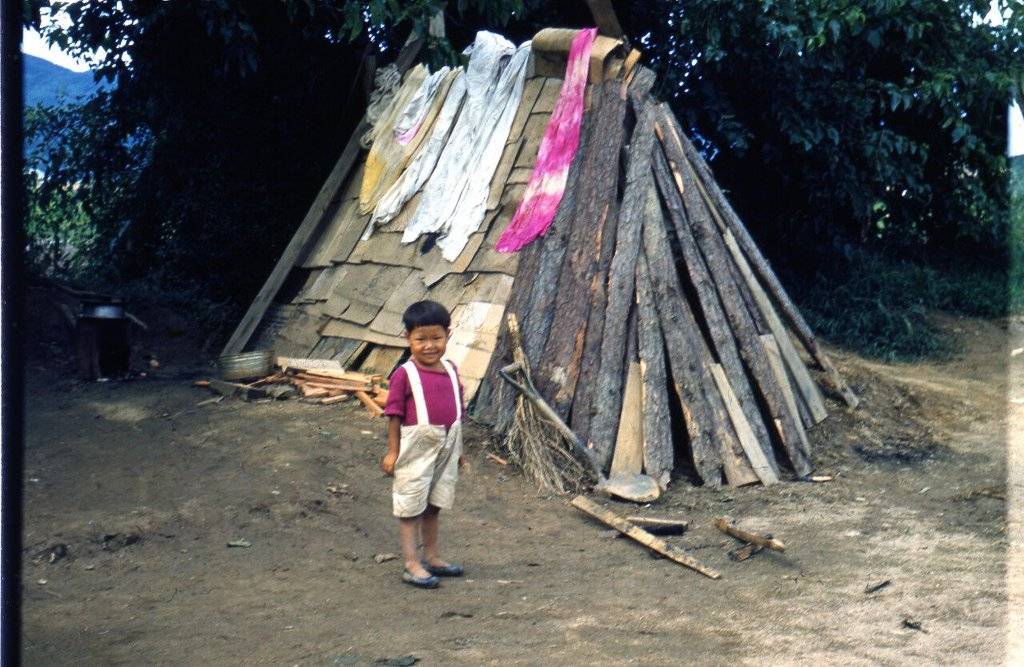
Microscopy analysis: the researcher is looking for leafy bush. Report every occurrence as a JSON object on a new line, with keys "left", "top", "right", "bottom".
{"left": 793, "top": 249, "right": 1009, "bottom": 361}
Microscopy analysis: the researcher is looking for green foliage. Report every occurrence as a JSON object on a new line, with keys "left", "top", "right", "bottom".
{"left": 24, "top": 94, "right": 148, "bottom": 279}
{"left": 629, "top": 1, "right": 1022, "bottom": 253}
{"left": 795, "top": 249, "right": 1010, "bottom": 361}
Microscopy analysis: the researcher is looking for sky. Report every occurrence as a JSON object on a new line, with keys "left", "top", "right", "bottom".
{"left": 22, "top": 26, "right": 92, "bottom": 72}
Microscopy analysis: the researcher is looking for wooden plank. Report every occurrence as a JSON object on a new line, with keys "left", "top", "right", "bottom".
{"left": 347, "top": 231, "right": 420, "bottom": 267}
{"left": 710, "top": 364, "right": 779, "bottom": 486}
{"left": 321, "top": 319, "right": 407, "bottom": 347}
{"left": 760, "top": 334, "right": 813, "bottom": 453}
{"left": 571, "top": 496, "right": 721, "bottom": 579}
{"left": 610, "top": 359, "right": 644, "bottom": 477}
{"left": 715, "top": 517, "right": 786, "bottom": 552}
{"left": 354, "top": 389, "right": 386, "bottom": 416}
{"left": 506, "top": 78, "right": 544, "bottom": 144}
{"left": 488, "top": 138, "right": 524, "bottom": 211}
{"left": 222, "top": 36, "right": 425, "bottom": 355}
{"left": 357, "top": 346, "right": 406, "bottom": 376}
{"left": 276, "top": 356, "right": 344, "bottom": 372}
{"left": 584, "top": 0, "right": 626, "bottom": 39}
{"left": 532, "top": 77, "right": 563, "bottom": 115}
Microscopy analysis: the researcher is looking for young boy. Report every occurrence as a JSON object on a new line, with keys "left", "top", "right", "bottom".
{"left": 381, "top": 300, "right": 466, "bottom": 588}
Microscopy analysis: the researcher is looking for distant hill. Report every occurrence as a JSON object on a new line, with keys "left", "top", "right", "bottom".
{"left": 24, "top": 54, "right": 106, "bottom": 108}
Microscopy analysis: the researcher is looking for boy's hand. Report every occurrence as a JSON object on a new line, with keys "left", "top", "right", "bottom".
{"left": 458, "top": 454, "right": 468, "bottom": 471}
{"left": 381, "top": 451, "right": 398, "bottom": 477}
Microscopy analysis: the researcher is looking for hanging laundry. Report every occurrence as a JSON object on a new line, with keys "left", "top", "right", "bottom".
{"left": 358, "top": 65, "right": 430, "bottom": 214}
{"left": 394, "top": 66, "right": 452, "bottom": 145}
{"left": 364, "top": 69, "right": 467, "bottom": 240}
{"left": 495, "top": 28, "right": 598, "bottom": 253}
{"left": 401, "top": 32, "right": 530, "bottom": 261}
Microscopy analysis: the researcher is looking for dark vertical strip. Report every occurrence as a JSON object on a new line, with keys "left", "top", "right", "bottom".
{"left": 2, "top": 4, "right": 24, "bottom": 663}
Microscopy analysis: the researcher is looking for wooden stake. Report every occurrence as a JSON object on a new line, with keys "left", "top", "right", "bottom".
{"left": 714, "top": 517, "right": 786, "bottom": 552}
{"left": 572, "top": 496, "right": 720, "bottom": 579}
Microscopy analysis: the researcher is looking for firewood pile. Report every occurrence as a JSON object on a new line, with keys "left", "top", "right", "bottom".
{"left": 196, "top": 356, "right": 389, "bottom": 416}
{"left": 476, "top": 68, "right": 859, "bottom": 491}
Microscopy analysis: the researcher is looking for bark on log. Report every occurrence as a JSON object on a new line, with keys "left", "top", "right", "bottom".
{"left": 635, "top": 258, "right": 673, "bottom": 488}
{"left": 665, "top": 137, "right": 812, "bottom": 477}
{"left": 658, "top": 107, "right": 858, "bottom": 409}
{"left": 536, "top": 81, "right": 626, "bottom": 416}
{"left": 652, "top": 147, "right": 779, "bottom": 479}
{"left": 639, "top": 182, "right": 723, "bottom": 487}
{"left": 569, "top": 186, "right": 620, "bottom": 445}
{"left": 587, "top": 98, "right": 658, "bottom": 468}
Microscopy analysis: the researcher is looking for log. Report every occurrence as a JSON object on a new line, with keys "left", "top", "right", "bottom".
{"left": 760, "top": 334, "right": 811, "bottom": 456}
{"left": 587, "top": 98, "right": 658, "bottom": 468}
{"left": 659, "top": 107, "right": 858, "bottom": 409}
{"left": 635, "top": 259, "right": 673, "bottom": 488}
{"left": 321, "top": 394, "right": 350, "bottom": 405}
{"left": 221, "top": 35, "right": 425, "bottom": 356}
{"left": 709, "top": 364, "right": 779, "bottom": 485}
{"left": 652, "top": 147, "right": 778, "bottom": 476}
{"left": 537, "top": 81, "right": 626, "bottom": 417}
{"left": 639, "top": 185, "right": 723, "bottom": 487}
{"left": 714, "top": 517, "right": 786, "bottom": 552}
{"left": 569, "top": 164, "right": 622, "bottom": 444}
{"left": 663, "top": 132, "right": 812, "bottom": 477}
{"left": 571, "top": 496, "right": 720, "bottom": 579}
{"left": 518, "top": 96, "right": 598, "bottom": 367}
{"left": 714, "top": 219, "right": 828, "bottom": 427}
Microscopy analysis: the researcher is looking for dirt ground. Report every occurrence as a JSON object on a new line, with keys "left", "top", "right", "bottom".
{"left": 20, "top": 302, "right": 1013, "bottom": 665}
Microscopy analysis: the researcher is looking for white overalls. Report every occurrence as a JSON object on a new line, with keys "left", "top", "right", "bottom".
{"left": 392, "top": 359, "right": 463, "bottom": 518}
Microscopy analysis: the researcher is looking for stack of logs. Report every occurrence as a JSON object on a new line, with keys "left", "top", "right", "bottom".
{"left": 477, "top": 68, "right": 858, "bottom": 489}
{"left": 199, "top": 357, "right": 389, "bottom": 416}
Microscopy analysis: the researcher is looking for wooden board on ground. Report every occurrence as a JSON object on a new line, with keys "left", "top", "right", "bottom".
{"left": 571, "top": 496, "right": 720, "bottom": 579}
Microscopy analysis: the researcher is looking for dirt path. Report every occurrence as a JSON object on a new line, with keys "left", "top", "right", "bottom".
{"left": 21, "top": 317, "right": 1010, "bottom": 665}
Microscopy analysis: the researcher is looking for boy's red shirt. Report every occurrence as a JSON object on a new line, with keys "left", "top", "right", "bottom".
{"left": 384, "top": 361, "right": 465, "bottom": 428}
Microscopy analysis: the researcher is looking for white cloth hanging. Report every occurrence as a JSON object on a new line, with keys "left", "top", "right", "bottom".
{"left": 400, "top": 32, "right": 530, "bottom": 261}
{"left": 364, "top": 69, "right": 468, "bottom": 239}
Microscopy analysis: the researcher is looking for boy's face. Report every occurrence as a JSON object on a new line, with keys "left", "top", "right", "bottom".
{"left": 406, "top": 324, "right": 449, "bottom": 367}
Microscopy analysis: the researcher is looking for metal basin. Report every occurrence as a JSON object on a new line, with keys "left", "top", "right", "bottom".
{"left": 217, "top": 350, "right": 273, "bottom": 382}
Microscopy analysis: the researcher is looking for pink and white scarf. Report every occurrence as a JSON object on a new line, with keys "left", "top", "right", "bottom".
{"left": 495, "top": 28, "right": 598, "bottom": 253}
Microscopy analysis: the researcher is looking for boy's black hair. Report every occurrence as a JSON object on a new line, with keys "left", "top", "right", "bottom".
{"left": 402, "top": 300, "right": 451, "bottom": 332}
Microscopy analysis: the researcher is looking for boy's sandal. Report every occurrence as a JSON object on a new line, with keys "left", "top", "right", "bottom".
{"left": 402, "top": 569, "right": 440, "bottom": 589}
{"left": 422, "top": 560, "right": 464, "bottom": 577}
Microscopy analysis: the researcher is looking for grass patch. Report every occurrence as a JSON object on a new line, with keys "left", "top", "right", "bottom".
{"left": 792, "top": 249, "right": 1010, "bottom": 362}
